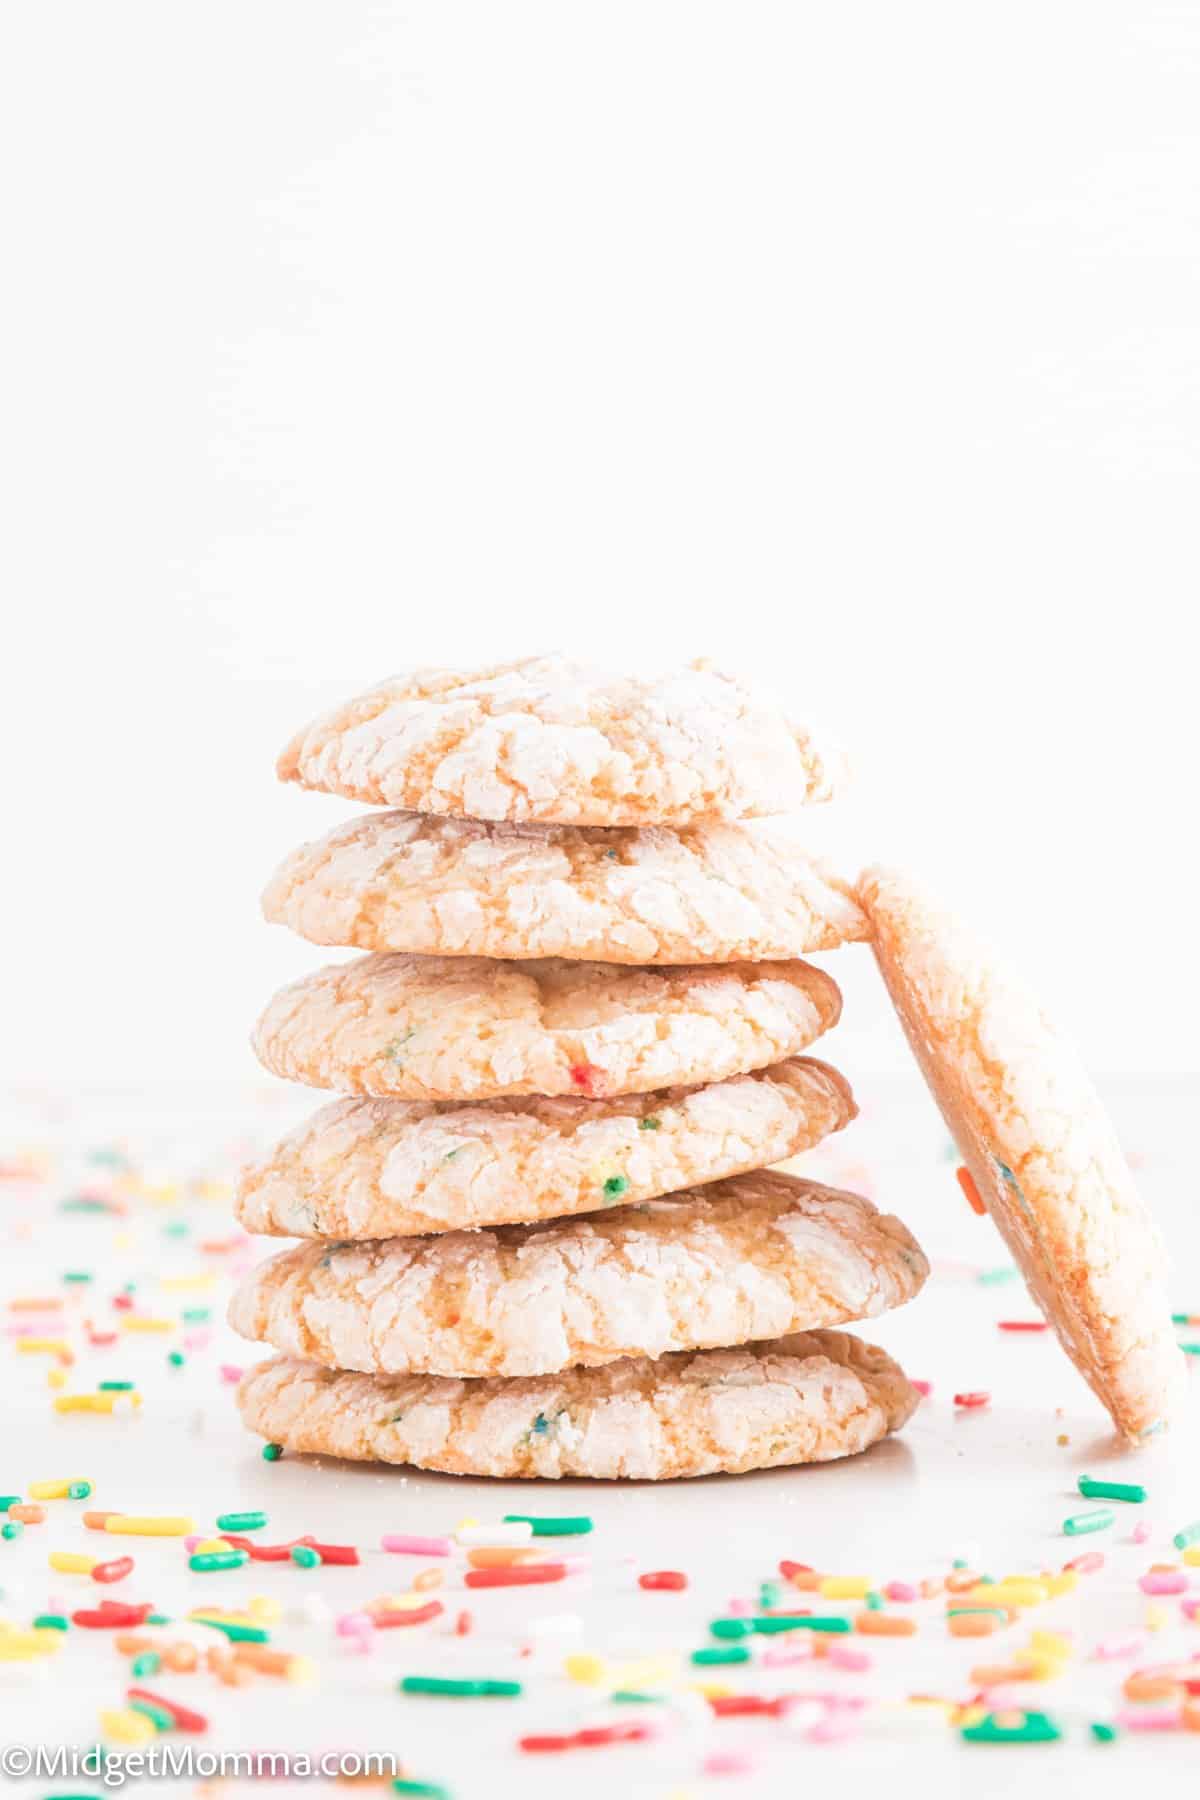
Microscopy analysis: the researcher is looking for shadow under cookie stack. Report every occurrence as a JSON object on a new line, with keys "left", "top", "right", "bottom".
{"left": 232, "top": 657, "right": 930, "bottom": 1481}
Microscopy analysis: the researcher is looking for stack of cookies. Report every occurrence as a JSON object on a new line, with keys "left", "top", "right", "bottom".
{"left": 232, "top": 657, "right": 930, "bottom": 1480}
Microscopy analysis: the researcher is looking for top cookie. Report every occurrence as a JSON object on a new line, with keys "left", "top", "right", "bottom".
{"left": 262, "top": 810, "right": 868, "bottom": 963}
{"left": 860, "top": 865, "right": 1185, "bottom": 1443}
{"left": 276, "top": 656, "right": 846, "bottom": 826}
{"left": 252, "top": 953, "right": 842, "bottom": 1102}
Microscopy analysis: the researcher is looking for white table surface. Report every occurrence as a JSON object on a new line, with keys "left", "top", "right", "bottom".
{"left": 3, "top": 1075, "right": 1198, "bottom": 1799}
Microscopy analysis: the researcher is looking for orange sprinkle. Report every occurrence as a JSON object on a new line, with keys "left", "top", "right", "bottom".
{"left": 956, "top": 1165, "right": 987, "bottom": 1216}
{"left": 855, "top": 1612, "right": 917, "bottom": 1636}
{"left": 84, "top": 1511, "right": 119, "bottom": 1531}
{"left": 114, "top": 1634, "right": 154, "bottom": 1655}
{"left": 949, "top": 1613, "right": 1001, "bottom": 1638}
{"left": 411, "top": 1568, "right": 444, "bottom": 1592}
{"left": 8, "top": 1504, "right": 45, "bottom": 1525}
{"left": 1124, "top": 1673, "right": 1182, "bottom": 1704}
{"left": 465, "top": 1547, "right": 541, "bottom": 1569}
{"left": 1183, "top": 1699, "right": 1200, "bottom": 1733}
{"left": 945, "top": 1570, "right": 982, "bottom": 1594}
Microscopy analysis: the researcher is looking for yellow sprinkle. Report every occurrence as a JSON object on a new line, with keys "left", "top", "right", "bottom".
{"left": 687, "top": 1680, "right": 733, "bottom": 1699}
{"left": 47, "top": 1368, "right": 67, "bottom": 1389}
{"left": 966, "top": 1580, "right": 1048, "bottom": 1607}
{"left": 610, "top": 1653, "right": 678, "bottom": 1689}
{"left": 819, "top": 1576, "right": 875, "bottom": 1599}
{"left": 1041, "top": 1572, "right": 1078, "bottom": 1598}
{"left": 16, "top": 1338, "right": 69, "bottom": 1355}
{"left": 564, "top": 1653, "right": 608, "bottom": 1685}
{"left": 104, "top": 1515, "right": 194, "bottom": 1537}
{"left": 120, "top": 1317, "right": 174, "bottom": 1333}
{"left": 1019, "top": 1651, "right": 1067, "bottom": 1681}
{"left": 284, "top": 1654, "right": 317, "bottom": 1684}
{"left": 0, "top": 1633, "right": 62, "bottom": 1660}
{"left": 1183, "top": 1547, "right": 1200, "bottom": 1568}
{"left": 54, "top": 1391, "right": 143, "bottom": 1414}
{"left": 48, "top": 1552, "right": 97, "bottom": 1574}
{"left": 374, "top": 1592, "right": 433, "bottom": 1613}
{"left": 1030, "top": 1630, "right": 1072, "bottom": 1657}
{"left": 160, "top": 1274, "right": 215, "bottom": 1292}
{"left": 248, "top": 1596, "right": 282, "bottom": 1621}
{"left": 30, "top": 1480, "right": 74, "bottom": 1500}
{"left": 193, "top": 1538, "right": 234, "bottom": 1555}
{"left": 100, "top": 1708, "right": 157, "bottom": 1745}
{"left": 1145, "top": 1602, "right": 1169, "bottom": 1632}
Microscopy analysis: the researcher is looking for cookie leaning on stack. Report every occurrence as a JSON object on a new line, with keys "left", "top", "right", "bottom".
{"left": 233, "top": 656, "right": 929, "bottom": 1478}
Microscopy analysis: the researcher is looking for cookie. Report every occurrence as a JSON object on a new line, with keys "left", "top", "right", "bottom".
{"left": 276, "top": 655, "right": 846, "bottom": 826}
{"left": 236, "top": 1328, "right": 918, "bottom": 1479}
{"left": 235, "top": 1057, "right": 856, "bottom": 1239}
{"left": 252, "top": 953, "right": 842, "bottom": 1101}
{"left": 860, "top": 865, "right": 1185, "bottom": 1442}
{"left": 262, "top": 810, "right": 867, "bottom": 964}
{"left": 229, "top": 1171, "right": 928, "bottom": 1377}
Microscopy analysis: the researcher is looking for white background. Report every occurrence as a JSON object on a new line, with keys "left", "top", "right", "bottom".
{"left": 2, "top": 1, "right": 1198, "bottom": 1085}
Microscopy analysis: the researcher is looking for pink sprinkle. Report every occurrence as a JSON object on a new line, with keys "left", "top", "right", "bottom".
{"left": 827, "top": 1645, "right": 872, "bottom": 1672}
{"left": 911, "top": 1380, "right": 933, "bottom": 1397}
{"left": 1117, "top": 1707, "right": 1181, "bottom": 1732}
{"left": 183, "top": 1329, "right": 210, "bottom": 1352}
{"left": 726, "top": 1596, "right": 752, "bottom": 1615}
{"left": 884, "top": 1581, "right": 917, "bottom": 1603}
{"left": 703, "top": 1751, "right": 756, "bottom": 1776}
{"left": 335, "top": 1612, "right": 375, "bottom": 1638}
{"left": 1139, "top": 1571, "right": 1188, "bottom": 1596}
{"left": 1182, "top": 1599, "right": 1200, "bottom": 1621}
{"left": 808, "top": 1713, "right": 860, "bottom": 1744}
{"left": 1132, "top": 1521, "right": 1152, "bottom": 1544}
{"left": 1094, "top": 1633, "right": 1147, "bottom": 1660}
{"left": 380, "top": 1534, "right": 452, "bottom": 1556}
{"left": 218, "top": 1364, "right": 244, "bottom": 1384}
{"left": 184, "top": 1535, "right": 202, "bottom": 1552}
{"left": 761, "top": 1643, "right": 815, "bottom": 1667}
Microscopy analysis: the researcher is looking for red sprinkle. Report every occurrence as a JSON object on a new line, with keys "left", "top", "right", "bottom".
{"left": 91, "top": 1556, "right": 135, "bottom": 1584}
{"left": 779, "top": 1560, "right": 814, "bottom": 1580}
{"left": 709, "top": 1695, "right": 788, "bottom": 1717}
{"left": 465, "top": 1564, "right": 566, "bottom": 1590}
{"left": 953, "top": 1391, "right": 991, "bottom": 1409}
{"left": 127, "top": 1687, "right": 208, "bottom": 1733}
{"left": 112, "top": 1294, "right": 135, "bottom": 1312}
{"left": 911, "top": 1380, "right": 933, "bottom": 1397}
{"left": 454, "top": 1610, "right": 473, "bottom": 1636}
{"left": 521, "top": 1723, "right": 652, "bottom": 1753}
{"left": 568, "top": 1062, "right": 606, "bottom": 1096}
{"left": 73, "top": 1602, "right": 153, "bottom": 1629}
{"left": 997, "top": 1321, "right": 1048, "bottom": 1333}
{"left": 372, "top": 1601, "right": 443, "bottom": 1628}
{"left": 956, "top": 1165, "right": 987, "bottom": 1216}
{"left": 519, "top": 1735, "right": 572, "bottom": 1754}
{"left": 638, "top": 1570, "right": 688, "bottom": 1591}
{"left": 297, "top": 1538, "right": 359, "bottom": 1566}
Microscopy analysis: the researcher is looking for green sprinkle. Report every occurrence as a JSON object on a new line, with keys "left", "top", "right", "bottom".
{"left": 216, "top": 1510, "right": 267, "bottom": 1533}
{"left": 602, "top": 1176, "right": 629, "bottom": 1199}
{"left": 503, "top": 1514, "right": 592, "bottom": 1536}
{"left": 711, "top": 1615, "right": 850, "bottom": 1637}
{"left": 637, "top": 1117, "right": 661, "bottom": 1131}
{"left": 1090, "top": 1722, "right": 1119, "bottom": 1743}
{"left": 128, "top": 1699, "right": 174, "bottom": 1733}
{"left": 611, "top": 1690, "right": 663, "bottom": 1703}
{"left": 392, "top": 1784, "right": 451, "bottom": 1800}
{"left": 1078, "top": 1476, "right": 1146, "bottom": 1503}
{"left": 691, "top": 1645, "right": 751, "bottom": 1665}
{"left": 1173, "top": 1520, "right": 1200, "bottom": 1550}
{"left": 182, "top": 1307, "right": 211, "bottom": 1324}
{"left": 2, "top": 1520, "right": 24, "bottom": 1540}
{"left": 189, "top": 1550, "right": 248, "bottom": 1572}
{"left": 962, "top": 1709, "right": 1061, "bottom": 1745}
{"left": 758, "top": 1581, "right": 782, "bottom": 1610}
{"left": 130, "top": 1652, "right": 161, "bottom": 1678}
{"left": 976, "top": 1266, "right": 1020, "bottom": 1286}
{"left": 290, "top": 1544, "right": 322, "bottom": 1569}
{"left": 146, "top": 1614, "right": 171, "bottom": 1626}
{"left": 68, "top": 1480, "right": 92, "bottom": 1499}
{"left": 190, "top": 1616, "right": 269, "bottom": 1643}
{"left": 951, "top": 1558, "right": 968, "bottom": 1569}
{"left": 865, "top": 1590, "right": 884, "bottom": 1610}
{"left": 1172, "top": 1313, "right": 1191, "bottom": 1325}
{"left": 262, "top": 1442, "right": 283, "bottom": 1461}
{"left": 167, "top": 1351, "right": 186, "bottom": 1368}
{"left": 163, "top": 1221, "right": 189, "bottom": 1239}
{"left": 399, "top": 1677, "right": 522, "bottom": 1697}
{"left": 33, "top": 1614, "right": 70, "bottom": 1630}
{"left": 1181, "top": 1343, "right": 1200, "bottom": 1356}
{"left": 62, "top": 1271, "right": 93, "bottom": 1284}
{"left": 98, "top": 1381, "right": 135, "bottom": 1392}
{"left": 1063, "top": 1508, "right": 1114, "bottom": 1536}
{"left": 0, "top": 1497, "right": 21, "bottom": 1512}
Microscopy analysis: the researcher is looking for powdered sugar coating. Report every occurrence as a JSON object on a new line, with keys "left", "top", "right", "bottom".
{"left": 861, "top": 864, "right": 1185, "bottom": 1442}
{"left": 262, "top": 810, "right": 867, "bottom": 964}
{"left": 252, "top": 953, "right": 842, "bottom": 1101}
{"left": 236, "top": 1329, "right": 917, "bottom": 1479}
{"left": 276, "top": 656, "right": 847, "bottom": 826}
{"left": 235, "top": 1057, "right": 856, "bottom": 1239}
{"left": 229, "top": 1171, "right": 929, "bottom": 1377}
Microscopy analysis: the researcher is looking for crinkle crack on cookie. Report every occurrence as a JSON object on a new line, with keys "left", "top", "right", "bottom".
{"left": 252, "top": 953, "right": 842, "bottom": 1102}
{"left": 236, "top": 1328, "right": 918, "bottom": 1479}
{"left": 860, "top": 864, "right": 1185, "bottom": 1443}
{"left": 276, "top": 655, "right": 847, "bottom": 826}
{"left": 228, "top": 1171, "right": 929, "bottom": 1377}
{"left": 235, "top": 1057, "right": 857, "bottom": 1239}
{"left": 262, "top": 810, "right": 867, "bottom": 964}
